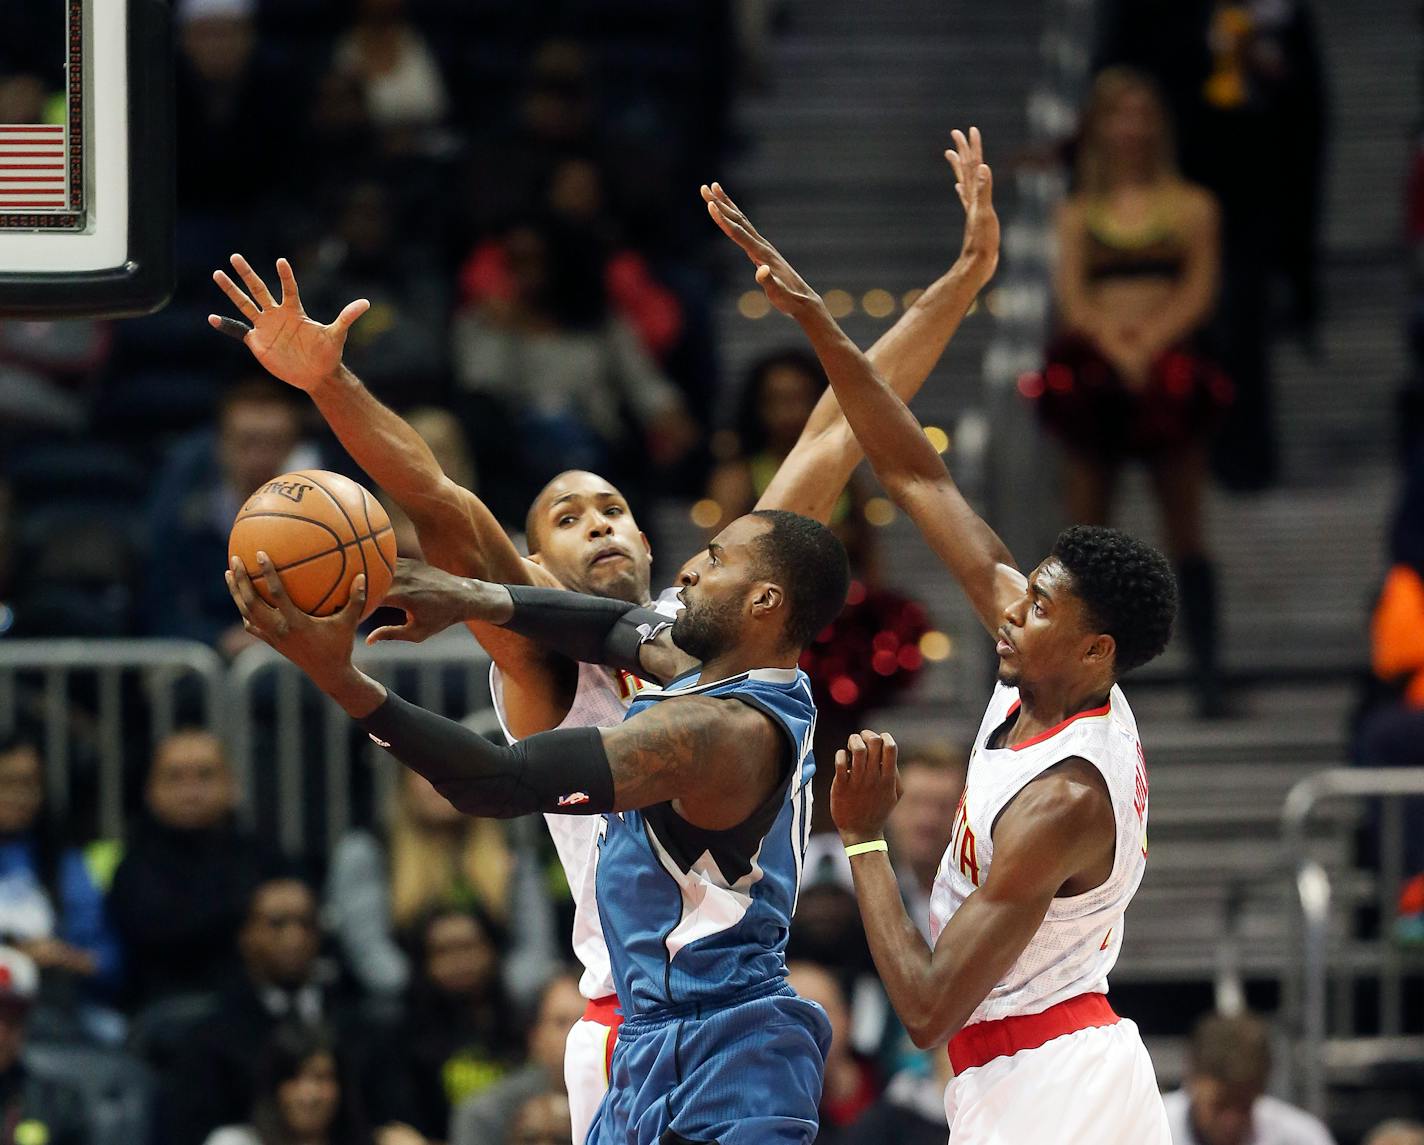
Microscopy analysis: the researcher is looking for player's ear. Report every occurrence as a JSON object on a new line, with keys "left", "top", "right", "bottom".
{"left": 638, "top": 531, "right": 652, "bottom": 558}
{"left": 1084, "top": 632, "right": 1115, "bottom": 666}
{"left": 750, "top": 582, "right": 784, "bottom": 620}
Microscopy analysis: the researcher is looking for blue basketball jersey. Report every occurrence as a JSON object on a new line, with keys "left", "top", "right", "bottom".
{"left": 595, "top": 666, "right": 818, "bottom": 1018}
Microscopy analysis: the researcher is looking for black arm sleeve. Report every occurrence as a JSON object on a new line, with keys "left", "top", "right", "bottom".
{"left": 358, "top": 690, "right": 615, "bottom": 818}
{"left": 502, "top": 584, "right": 673, "bottom": 674}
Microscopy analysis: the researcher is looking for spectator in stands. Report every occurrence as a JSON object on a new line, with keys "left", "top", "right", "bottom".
{"left": 0, "top": 316, "right": 112, "bottom": 437}
{"left": 785, "top": 962, "right": 879, "bottom": 1142}
{"left": 839, "top": 1051, "right": 952, "bottom": 1145}
{"left": 1163, "top": 1011, "right": 1335, "bottom": 1145}
{"left": 175, "top": 0, "right": 298, "bottom": 217}
{"left": 1365, "top": 1121, "right": 1424, "bottom": 1145}
{"left": 705, "top": 349, "right": 879, "bottom": 581}
{"left": 1035, "top": 67, "right": 1232, "bottom": 717}
{"left": 458, "top": 157, "right": 686, "bottom": 367}
{"left": 204, "top": 1025, "right": 425, "bottom": 1145}
{"left": 1356, "top": 443, "right": 1424, "bottom": 939}
{"left": 332, "top": 0, "right": 449, "bottom": 137}
{"left": 164, "top": 874, "right": 367, "bottom": 1145}
{"left": 326, "top": 768, "right": 555, "bottom": 1004}
{"left": 0, "top": 946, "right": 90, "bottom": 1145}
{"left": 377, "top": 409, "right": 485, "bottom": 559}
{"left": 0, "top": 731, "right": 122, "bottom": 1003}
{"left": 368, "top": 905, "right": 524, "bottom": 1140}
{"left": 146, "top": 379, "right": 306, "bottom": 657}
{"left": 884, "top": 743, "right": 966, "bottom": 939}
{"left": 449, "top": 973, "right": 583, "bottom": 1145}
{"left": 108, "top": 728, "right": 269, "bottom": 1011}
{"left": 504, "top": 1091, "right": 572, "bottom": 1145}
{"left": 448, "top": 215, "right": 698, "bottom": 514}
{"left": 1095, "top": 0, "right": 1327, "bottom": 491}
{"left": 298, "top": 182, "right": 449, "bottom": 407}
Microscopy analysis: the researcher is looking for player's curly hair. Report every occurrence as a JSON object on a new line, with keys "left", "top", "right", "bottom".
{"left": 1051, "top": 525, "right": 1176, "bottom": 676}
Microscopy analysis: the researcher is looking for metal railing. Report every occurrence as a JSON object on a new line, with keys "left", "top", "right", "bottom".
{"left": 1281, "top": 767, "right": 1424, "bottom": 1119}
{"left": 0, "top": 639, "right": 225, "bottom": 838}
{"left": 0, "top": 635, "right": 494, "bottom": 853}
{"left": 226, "top": 631, "right": 494, "bottom": 855}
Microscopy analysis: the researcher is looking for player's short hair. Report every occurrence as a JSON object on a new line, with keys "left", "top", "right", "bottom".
{"left": 1051, "top": 525, "right": 1176, "bottom": 676}
{"left": 747, "top": 509, "right": 849, "bottom": 650}
{"left": 1188, "top": 1012, "right": 1271, "bottom": 1090}
{"left": 524, "top": 470, "right": 633, "bottom": 556}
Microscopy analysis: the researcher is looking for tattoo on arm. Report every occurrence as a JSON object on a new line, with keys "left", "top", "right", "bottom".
{"left": 601, "top": 696, "right": 778, "bottom": 826}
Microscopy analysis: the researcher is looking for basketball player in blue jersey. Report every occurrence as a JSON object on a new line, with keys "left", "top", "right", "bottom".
{"left": 228, "top": 505, "right": 850, "bottom": 1145}
{"left": 209, "top": 131, "right": 998, "bottom": 1142}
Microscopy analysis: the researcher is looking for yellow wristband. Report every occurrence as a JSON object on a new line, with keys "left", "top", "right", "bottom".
{"left": 844, "top": 839, "right": 889, "bottom": 858}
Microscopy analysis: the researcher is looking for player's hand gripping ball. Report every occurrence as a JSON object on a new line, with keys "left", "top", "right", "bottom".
{"left": 228, "top": 470, "right": 396, "bottom": 617}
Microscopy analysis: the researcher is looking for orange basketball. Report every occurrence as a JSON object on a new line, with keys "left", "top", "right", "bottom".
{"left": 229, "top": 470, "right": 397, "bottom": 618}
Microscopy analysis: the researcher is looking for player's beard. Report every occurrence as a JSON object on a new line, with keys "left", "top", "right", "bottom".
{"left": 997, "top": 660, "right": 1022, "bottom": 688}
{"left": 671, "top": 593, "right": 741, "bottom": 662}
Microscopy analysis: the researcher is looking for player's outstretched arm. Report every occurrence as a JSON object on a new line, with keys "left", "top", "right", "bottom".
{"left": 704, "top": 181, "right": 1023, "bottom": 634}
{"left": 744, "top": 129, "right": 1000, "bottom": 523}
{"left": 210, "top": 254, "right": 549, "bottom": 592}
{"left": 226, "top": 556, "right": 776, "bottom": 826}
{"left": 365, "top": 558, "right": 699, "bottom": 685}
{"left": 831, "top": 732, "right": 1114, "bottom": 1048}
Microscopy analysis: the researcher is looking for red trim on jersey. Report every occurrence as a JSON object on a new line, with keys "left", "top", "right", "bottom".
{"left": 582, "top": 994, "right": 623, "bottom": 1079}
{"left": 947, "top": 992, "right": 1119, "bottom": 1072}
{"left": 1001, "top": 699, "right": 1112, "bottom": 751}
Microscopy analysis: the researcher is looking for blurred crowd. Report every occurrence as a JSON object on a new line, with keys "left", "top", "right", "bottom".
{"left": 0, "top": 0, "right": 745, "bottom": 646}
{"left": 3, "top": 0, "right": 1423, "bottom": 1142}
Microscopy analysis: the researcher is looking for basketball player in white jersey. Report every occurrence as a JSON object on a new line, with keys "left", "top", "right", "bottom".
{"left": 209, "top": 127, "right": 1000, "bottom": 1144}
{"left": 707, "top": 151, "right": 1175, "bottom": 1143}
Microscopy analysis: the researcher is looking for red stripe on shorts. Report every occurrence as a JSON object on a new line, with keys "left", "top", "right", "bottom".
{"left": 948, "top": 992, "right": 1120, "bottom": 1073}
{"left": 582, "top": 994, "right": 623, "bottom": 1081}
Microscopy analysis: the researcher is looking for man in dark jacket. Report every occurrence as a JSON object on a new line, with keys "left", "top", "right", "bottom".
{"left": 108, "top": 728, "right": 270, "bottom": 1010}
{"left": 161, "top": 874, "right": 370, "bottom": 1145}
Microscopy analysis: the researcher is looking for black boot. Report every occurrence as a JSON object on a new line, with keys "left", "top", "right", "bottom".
{"left": 1177, "top": 556, "right": 1229, "bottom": 718}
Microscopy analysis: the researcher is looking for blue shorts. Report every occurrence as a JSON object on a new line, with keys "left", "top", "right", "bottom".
{"left": 589, "top": 980, "right": 830, "bottom": 1145}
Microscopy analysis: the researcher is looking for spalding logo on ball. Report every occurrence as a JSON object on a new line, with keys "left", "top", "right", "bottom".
{"left": 229, "top": 470, "right": 397, "bottom": 617}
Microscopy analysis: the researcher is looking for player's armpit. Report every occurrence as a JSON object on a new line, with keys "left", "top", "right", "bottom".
{"left": 600, "top": 696, "right": 784, "bottom": 830}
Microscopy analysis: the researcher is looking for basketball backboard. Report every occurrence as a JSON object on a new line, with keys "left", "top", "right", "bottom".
{"left": 0, "top": 0, "right": 173, "bottom": 318}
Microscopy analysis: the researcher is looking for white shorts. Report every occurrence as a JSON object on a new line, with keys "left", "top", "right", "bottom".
{"left": 944, "top": 1017, "right": 1170, "bottom": 1144}
{"left": 565, "top": 999, "right": 621, "bottom": 1145}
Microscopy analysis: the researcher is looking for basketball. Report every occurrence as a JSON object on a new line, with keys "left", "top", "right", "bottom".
{"left": 228, "top": 470, "right": 397, "bottom": 618}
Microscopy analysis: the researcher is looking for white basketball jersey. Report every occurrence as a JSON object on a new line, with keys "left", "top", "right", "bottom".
{"left": 488, "top": 587, "right": 680, "bottom": 1001}
{"left": 928, "top": 682, "right": 1150, "bottom": 1026}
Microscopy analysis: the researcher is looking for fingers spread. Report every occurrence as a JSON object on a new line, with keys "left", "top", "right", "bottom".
{"left": 230, "top": 253, "right": 277, "bottom": 310}
{"left": 213, "top": 270, "right": 261, "bottom": 321}
{"left": 275, "top": 258, "right": 301, "bottom": 308}
{"left": 335, "top": 298, "right": 371, "bottom": 334}
{"left": 210, "top": 315, "right": 253, "bottom": 342}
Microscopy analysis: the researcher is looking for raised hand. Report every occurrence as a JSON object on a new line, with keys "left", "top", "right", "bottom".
{"left": 209, "top": 254, "right": 370, "bottom": 393}
{"left": 945, "top": 126, "right": 999, "bottom": 287}
{"left": 701, "top": 182, "right": 821, "bottom": 317}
